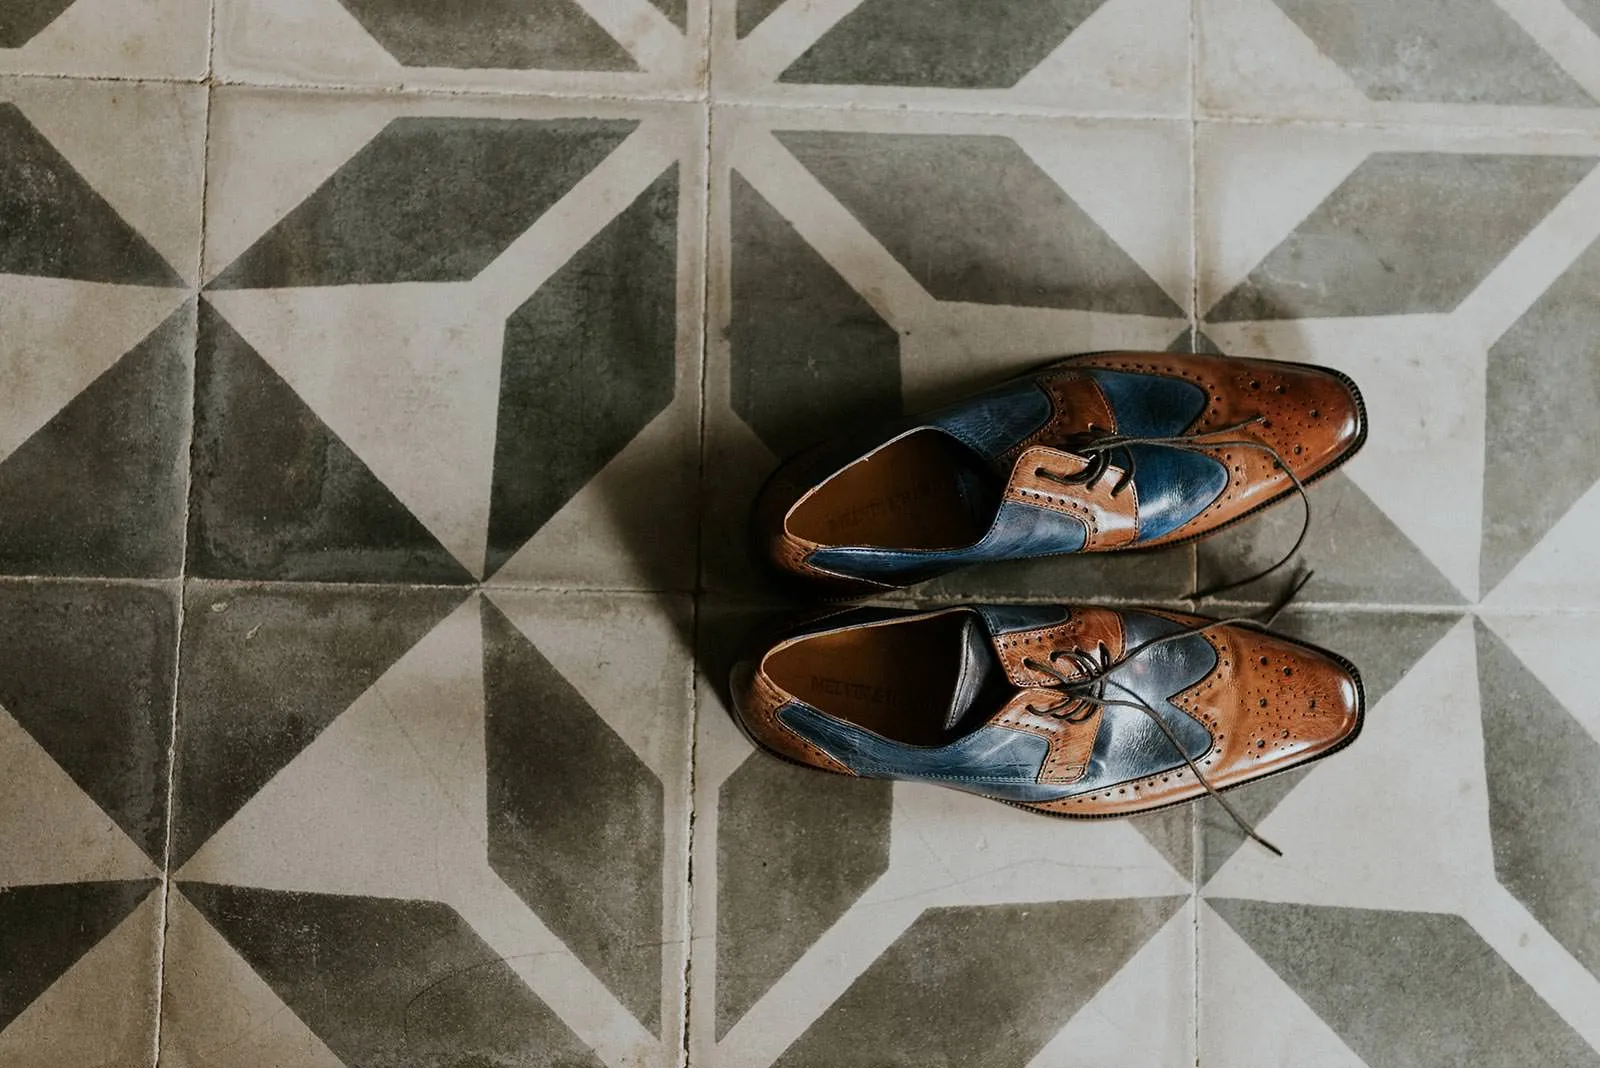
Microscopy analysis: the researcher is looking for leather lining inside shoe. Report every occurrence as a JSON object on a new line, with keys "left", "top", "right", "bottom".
{"left": 765, "top": 614, "right": 971, "bottom": 746}
{"left": 785, "top": 430, "right": 994, "bottom": 550}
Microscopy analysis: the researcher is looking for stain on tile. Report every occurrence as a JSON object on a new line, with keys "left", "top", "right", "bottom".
{"left": 171, "top": 582, "right": 465, "bottom": 868}
{"left": 729, "top": 170, "right": 901, "bottom": 459}
{"left": 779, "top": 131, "right": 1182, "bottom": 315}
{"left": 487, "top": 165, "right": 679, "bottom": 579}
{"left": 1481, "top": 235, "right": 1600, "bottom": 595}
{"left": 210, "top": 117, "right": 638, "bottom": 289}
{"left": 1210, "top": 899, "right": 1600, "bottom": 1066}
{"left": 1208, "top": 153, "right": 1596, "bottom": 321}
{"left": 0, "top": 880, "right": 157, "bottom": 1032}
{"left": 716, "top": 752, "right": 892, "bottom": 1037}
{"left": 180, "top": 883, "right": 604, "bottom": 1067}
{"left": 483, "top": 599, "right": 665, "bottom": 1032}
{"left": 1270, "top": 0, "right": 1594, "bottom": 106}
{"left": 774, "top": 897, "right": 1184, "bottom": 1066}
{"left": 1476, "top": 621, "right": 1600, "bottom": 981}
{"left": 187, "top": 301, "right": 472, "bottom": 583}
{"left": 0, "top": 583, "right": 176, "bottom": 863}
{"left": 0, "top": 103, "right": 181, "bottom": 286}
{"left": 780, "top": 0, "right": 1107, "bottom": 88}
{"left": 0, "top": 301, "right": 192, "bottom": 578}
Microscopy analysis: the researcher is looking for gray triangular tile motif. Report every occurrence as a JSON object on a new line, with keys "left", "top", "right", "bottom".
{"left": 777, "top": 130, "right": 1182, "bottom": 315}
{"left": 780, "top": 0, "right": 1111, "bottom": 88}
{"left": 1167, "top": 328, "right": 1223, "bottom": 354}
{"left": 716, "top": 751, "right": 892, "bottom": 1038}
{"left": 486, "top": 165, "right": 678, "bottom": 579}
{"left": 1268, "top": 0, "right": 1594, "bottom": 105}
{"left": 0, "top": 103, "right": 182, "bottom": 286}
{"left": 1200, "top": 608, "right": 1460, "bottom": 881}
{"left": 333, "top": 0, "right": 638, "bottom": 71}
{"left": 773, "top": 897, "right": 1184, "bottom": 1066}
{"left": 1130, "top": 807, "right": 1193, "bottom": 880}
{"left": 171, "top": 583, "right": 467, "bottom": 867}
{"left": 1207, "top": 152, "right": 1596, "bottom": 321}
{"left": 1481, "top": 234, "right": 1600, "bottom": 596}
{"left": 0, "top": 585, "right": 177, "bottom": 863}
{"left": 210, "top": 117, "right": 638, "bottom": 289}
{"left": 1196, "top": 471, "right": 1464, "bottom": 605}
{"left": 737, "top": 0, "right": 785, "bottom": 36}
{"left": 180, "top": 884, "right": 604, "bottom": 1067}
{"left": 728, "top": 170, "right": 902, "bottom": 460}
{"left": 1475, "top": 621, "right": 1600, "bottom": 980}
{"left": 1209, "top": 900, "right": 1600, "bottom": 1065}
{"left": 483, "top": 599, "right": 665, "bottom": 1032}
{"left": 0, "top": 0, "right": 77, "bottom": 47}
{"left": 0, "top": 880, "right": 157, "bottom": 1031}
{"left": 0, "top": 301, "right": 192, "bottom": 578}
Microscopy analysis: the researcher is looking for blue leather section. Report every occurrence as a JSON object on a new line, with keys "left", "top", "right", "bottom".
{"left": 976, "top": 604, "right": 1071, "bottom": 635}
{"left": 806, "top": 499, "right": 1087, "bottom": 582}
{"left": 1063, "top": 611, "right": 1216, "bottom": 796}
{"left": 1126, "top": 444, "right": 1230, "bottom": 542}
{"left": 926, "top": 378, "right": 1053, "bottom": 463}
{"left": 1087, "top": 370, "right": 1206, "bottom": 436}
{"left": 777, "top": 701, "right": 1072, "bottom": 802}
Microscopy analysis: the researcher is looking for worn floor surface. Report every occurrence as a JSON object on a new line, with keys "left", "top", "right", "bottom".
{"left": 2, "top": 0, "right": 1599, "bottom": 1065}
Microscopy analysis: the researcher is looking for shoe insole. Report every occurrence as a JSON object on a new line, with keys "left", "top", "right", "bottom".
{"left": 786, "top": 430, "right": 993, "bottom": 550}
{"left": 765, "top": 613, "right": 970, "bottom": 746}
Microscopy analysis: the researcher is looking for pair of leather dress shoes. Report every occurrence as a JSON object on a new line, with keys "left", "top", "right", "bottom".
{"left": 730, "top": 351, "right": 1368, "bottom": 851}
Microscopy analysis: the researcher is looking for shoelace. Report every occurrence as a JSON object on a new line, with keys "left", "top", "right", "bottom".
{"left": 1017, "top": 571, "right": 1314, "bottom": 856}
{"left": 1033, "top": 416, "right": 1312, "bottom": 600}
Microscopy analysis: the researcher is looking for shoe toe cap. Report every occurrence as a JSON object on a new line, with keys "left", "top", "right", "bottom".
{"left": 1191, "top": 626, "right": 1365, "bottom": 785}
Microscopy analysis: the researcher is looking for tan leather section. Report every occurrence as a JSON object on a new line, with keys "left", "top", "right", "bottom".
{"left": 785, "top": 430, "right": 987, "bottom": 551}
{"left": 1066, "top": 352, "right": 1364, "bottom": 547}
{"left": 753, "top": 448, "right": 892, "bottom": 597}
{"left": 990, "top": 607, "right": 1127, "bottom": 687}
{"left": 1004, "top": 446, "right": 1139, "bottom": 550}
{"left": 763, "top": 613, "right": 968, "bottom": 747}
{"left": 1002, "top": 371, "right": 1116, "bottom": 461}
{"left": 989, "top": 691, "right": 1101, "bottom": 783}
{"left": 1020, "top": 620, "right": 1362, "bottom": 817}
{"left": 730, "top": 664, "right": 855, "bottom": 775}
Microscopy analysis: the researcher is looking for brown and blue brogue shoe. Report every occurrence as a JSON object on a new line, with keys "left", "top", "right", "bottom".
{"left": 754, "top": 351, "right": 1365, "bottom": 597}
{"left": 730, "top": 602, "right": 1363, "bottom": 849}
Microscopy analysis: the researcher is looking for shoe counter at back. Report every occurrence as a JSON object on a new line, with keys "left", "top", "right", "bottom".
{"left": 733, "top": 350, "right": 1370, "bottom": 855}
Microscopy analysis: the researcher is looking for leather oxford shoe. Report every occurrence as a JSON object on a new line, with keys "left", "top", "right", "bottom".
{"left": 730, "top": 603, "right": 1363, "bottom": 840}
{"left": 754, "top": 351, "right": 1365, "bottom": 597}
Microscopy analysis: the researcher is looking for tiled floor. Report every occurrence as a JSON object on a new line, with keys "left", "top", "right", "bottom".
{"left": 2, "top": 1, "right": 1599, "bottom": 1065}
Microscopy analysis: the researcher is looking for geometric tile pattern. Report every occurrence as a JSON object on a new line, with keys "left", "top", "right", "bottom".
{"left": 6, "top": 0, "right": 1600, "bottom": 1064}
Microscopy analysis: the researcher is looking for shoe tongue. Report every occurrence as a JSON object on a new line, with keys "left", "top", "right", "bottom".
{"left": 944, "top": 615, "right": 1001, "bottom": 731}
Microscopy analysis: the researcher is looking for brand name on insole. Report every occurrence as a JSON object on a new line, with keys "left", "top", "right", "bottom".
{"left": 825, "top": 480, "right": 936, "bottom": 535}
{"left": 809, "top": 675, "right": 902, "bottom": 707}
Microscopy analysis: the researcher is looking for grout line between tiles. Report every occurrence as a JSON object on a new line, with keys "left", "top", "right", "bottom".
{"left": 1188, "top": 4, "right": 1203, "bottom": 1061}
{"left": 680, "top": 72, "right": 714, "bottom": 1068}
{"left": 149, "top": 6, "right": 217, "bottom": 1059}
{"left": 14, "top": 66, "right": 1600, "bottom": 139}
